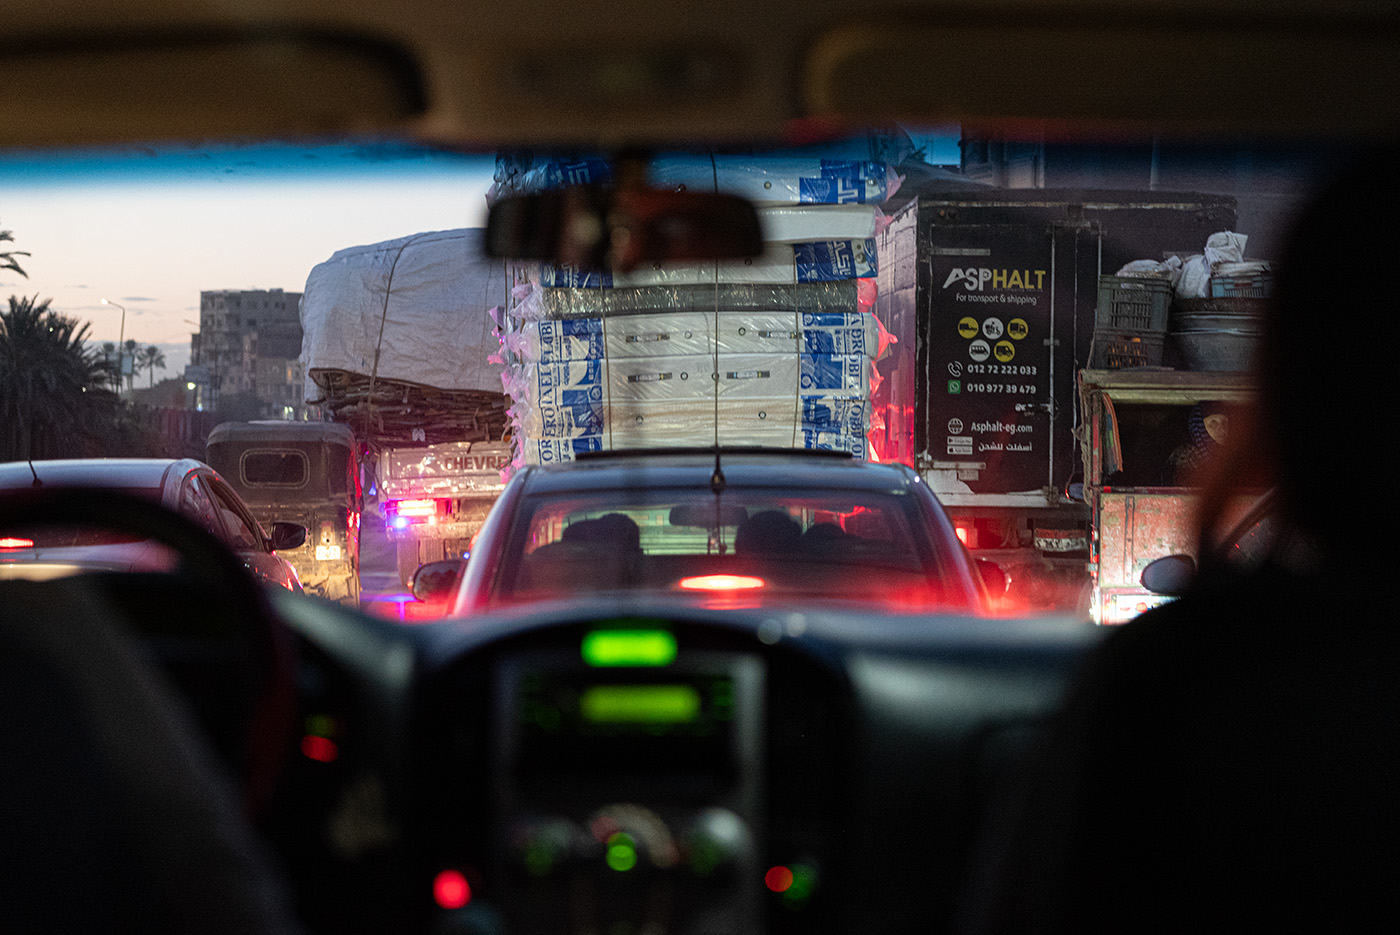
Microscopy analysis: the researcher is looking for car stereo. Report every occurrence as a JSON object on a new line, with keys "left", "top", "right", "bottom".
{"left": 493, "top": 639, "right": 765, "bottom": 935}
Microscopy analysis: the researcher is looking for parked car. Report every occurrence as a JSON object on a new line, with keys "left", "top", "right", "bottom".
{"left": 206, "top": 422, "right": 363, "bottom": 605}
{"left": 410, "top": 447, "right": 1005, "bottom": 615}
{"left": 0, "top": 459, "right": 307, "bottom": 591}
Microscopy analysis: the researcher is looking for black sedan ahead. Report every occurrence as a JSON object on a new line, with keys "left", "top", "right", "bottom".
{"left": 414, "top": 448, "right": 1004, "bottom": 616}
{"left": 0, "top": 458, "right": 307, "bottom": 592}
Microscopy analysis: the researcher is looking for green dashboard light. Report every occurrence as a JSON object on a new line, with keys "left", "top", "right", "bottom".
{"left": 581, "top": 628, "right": 677, "bottom": 667}
{"left": 605, "top": 832, "right": 638, "bottom": 872}
{"left": 581, "top": 685, "right": 701, "bottom": 725}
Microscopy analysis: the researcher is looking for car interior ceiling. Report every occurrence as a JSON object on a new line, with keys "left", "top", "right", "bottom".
{"left": 5, "top": 2, "right": 1400, "bottom": 934}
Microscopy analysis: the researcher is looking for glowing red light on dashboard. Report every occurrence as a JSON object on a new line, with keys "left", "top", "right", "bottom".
{"left": 765, "top": 865, "right": 794, "bottom": 893}
{"left": 432, "top": 869, "right": 472, "bottom": 909}
{"left": 678, "top": 574, "right": 765, "bottom": 592}
{"left": 0, "top": 537, "right": 35, "bottom": 549}
{"left": 300, "top": 735, "right": 339, "bottom": 763}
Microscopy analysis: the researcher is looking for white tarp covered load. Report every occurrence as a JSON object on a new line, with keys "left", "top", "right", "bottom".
{"left": 300, "top": 228, "right": 506, "bottom": 399}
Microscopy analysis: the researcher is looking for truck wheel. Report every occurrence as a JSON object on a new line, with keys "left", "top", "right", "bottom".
{"left": 396, "top": 540, "right": 420, "bottom": 588}
{"left": 344, "top": 570, "right": 361, "bottom": 607}
{"left": 419, "top": 538, "right": 446, "bottom": 566}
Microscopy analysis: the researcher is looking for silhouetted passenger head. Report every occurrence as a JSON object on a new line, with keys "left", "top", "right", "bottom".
{"left": 561, "top": 513, "right": 641, "bottom": 551}
{"left": 1255, "top": 149, "right": 1400, "bottom": 550}
{"left": 734, "top": 510, "right": 802, "bottom": 554}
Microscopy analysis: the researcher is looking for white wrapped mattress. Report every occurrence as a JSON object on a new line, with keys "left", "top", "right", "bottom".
{"left": 506, "top": 311, "right": 882, "bottom": 362}
{"left": 511, "top": 154, "right": 894, "bottom": 205}
{"left": 520, "top": 427, "right": 867, "bottom": 465}
{"left": 506, "top": 353, "right": 870, "bottom": 407}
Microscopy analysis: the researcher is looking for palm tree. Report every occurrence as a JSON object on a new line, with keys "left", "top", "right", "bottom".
{"left": 1, "top": 223, "right": 29, "bottom": 279}
{"left": 137, "top": 344, "right": 167, "bottom": 387}
{"left": 0, "top": 294, "right": 118, "bottom": 459}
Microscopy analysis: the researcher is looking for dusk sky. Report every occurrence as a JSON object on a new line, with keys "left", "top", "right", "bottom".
{"left": 0, "top": 143, "right": 497, "bottom": 379}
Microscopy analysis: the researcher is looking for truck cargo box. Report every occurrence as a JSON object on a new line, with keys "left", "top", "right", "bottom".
{"left": 874, "top": 188, "right": 1237, "bottom": 507}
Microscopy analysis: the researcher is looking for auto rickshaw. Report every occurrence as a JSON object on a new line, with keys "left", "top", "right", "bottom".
{"left": 206, "top": 421, "right": 363, "bottom": 605}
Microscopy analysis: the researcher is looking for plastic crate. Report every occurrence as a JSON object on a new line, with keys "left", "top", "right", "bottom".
{"left": 1090, "top": 330, "right": 1165, "bottom": 369}
{"left": 1096, "top": 276, "right": 1172, "bottom": 334}
{"left": 1210, "top": 273, "right": 1273, "bottom": 298}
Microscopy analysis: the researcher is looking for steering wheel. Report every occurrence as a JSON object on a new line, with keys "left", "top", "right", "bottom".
{"left": 0, "top": 486, "right": 298, "bottom": 816}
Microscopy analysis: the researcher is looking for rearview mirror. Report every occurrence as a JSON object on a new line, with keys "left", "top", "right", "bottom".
{"left": 1140, "top": 554, "right": 1197, "bottom": 595}
{"left": 976, "top": 558, "right": 1009, "bottom": 597}
{"left": 412, "top": 558, "right": 465, "bottom": 603}
{"left": 486, "top": 186, "right": 764, "bottom": 271}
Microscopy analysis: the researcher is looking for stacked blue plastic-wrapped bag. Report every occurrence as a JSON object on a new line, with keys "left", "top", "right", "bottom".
{"left": 492, "top": 149, "right": 898, "bottom": 467}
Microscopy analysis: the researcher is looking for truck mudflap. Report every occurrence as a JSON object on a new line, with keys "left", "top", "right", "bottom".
{"left": 296, "top": 560, "right": 360, "bottom": 605}
{"left": 1091, "top": 489, "right": 1255, "bottom": 624}
{"left": 1093, "top": 490, "right": 1199, "bottom": 624}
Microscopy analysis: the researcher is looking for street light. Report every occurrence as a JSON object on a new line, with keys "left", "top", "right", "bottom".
{"left": 100, "top": 298, "right": 126, "bottom": 392}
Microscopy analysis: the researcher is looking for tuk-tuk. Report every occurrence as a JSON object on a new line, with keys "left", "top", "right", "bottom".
{"left": 1078, "top": 369, "right": 1259, "bottom": 624}
{"left": 206, "top": 421, "right": 363, "bottom": 605}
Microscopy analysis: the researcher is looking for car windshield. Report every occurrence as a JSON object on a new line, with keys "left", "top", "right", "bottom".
{"left": 495, "top": 486, "right": 957, "bottom": 607}
{"left": 0, "top": 134, "right": 1352, "bottom": 617}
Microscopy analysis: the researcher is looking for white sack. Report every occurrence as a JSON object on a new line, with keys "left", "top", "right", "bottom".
{"left": 1175, "top": 254, "right": 1211, "bottom": 299}
{"left": 1204, "top": 231, "right": 1248, "bottom": 269}
{"left": 300, "top": 228, "right": 506, "bottom": 398}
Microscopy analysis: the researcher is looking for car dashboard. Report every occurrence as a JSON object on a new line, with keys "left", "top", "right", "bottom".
{"left": 273, "top": 596, "right": 1102, "bottom": 935}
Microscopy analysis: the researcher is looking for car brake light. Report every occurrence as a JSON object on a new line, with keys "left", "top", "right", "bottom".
{"left": 394, "top": 499, "right": 438, "bottom": 517}
{"left": 0, "top": 537, "right": 35, "bottom": 549}
{"left": 678, "top": 574, "right": 765, "bottom": 592}
{"left": 432, "top": 869, "right": 472, "bottom": 910}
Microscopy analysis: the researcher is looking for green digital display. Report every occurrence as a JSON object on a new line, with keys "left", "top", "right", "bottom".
{"left": 580, "top": 684, "right": 701, "bottom": 725}
{"left": 581, "top": 629, "right": 677, "bottom": 667}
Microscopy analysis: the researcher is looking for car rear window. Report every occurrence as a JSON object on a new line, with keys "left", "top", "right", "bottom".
{"left": 498, "top": 488, "right": 959, "bottom": 608}
{"left": 241, "top": 450, "right": 309, "bottom": 487}
{"left": 0, "top": 485, "right": 165, "bottom": 547}
{"left": 0, "top": 525, "right": 149, "bottom": 547}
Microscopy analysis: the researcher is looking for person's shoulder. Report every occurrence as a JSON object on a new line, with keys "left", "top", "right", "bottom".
{"left": 1118, "top": 562, "right": 1333, "bottom": 656}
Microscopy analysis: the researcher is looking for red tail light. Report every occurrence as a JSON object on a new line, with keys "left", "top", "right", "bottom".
{"left": 394, "top": 499, "right": 438, "bottom": 517}
{"left": 678, "top": 574, "right": 766, "bottom": 592}
{"left": 0, "top": 537, "right": 35, "bottom": 549}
